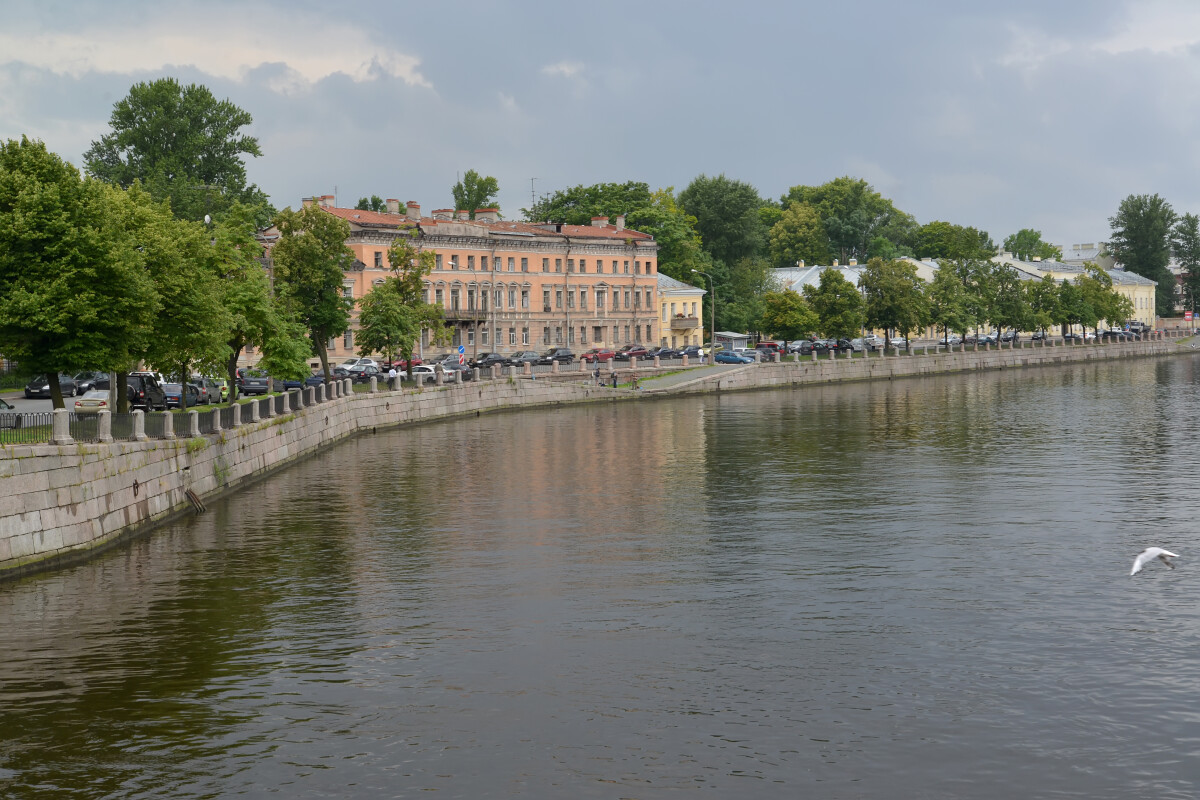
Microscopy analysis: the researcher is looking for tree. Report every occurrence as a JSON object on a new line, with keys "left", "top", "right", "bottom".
{"left": 718, "top": 256, "right": 773, "bottom": 333}
{"left": 626, "top": 188, "right": 711, "bottom": 282}
{"left": 858, "top": 257, "right": 929, "bottom": 347}
{"left": 356, "top": 196, "right": 386, "bottom": 213}
{"left": 913, "top": 221, "right": 996, "bottom": 261}
{"left": 1109, "top": 193, "right": 1176, "bottom": 318}
{"left": 1003, "top": 228, "right": 1061, "bottom": 261}
{"left": 450, "top": 169, "right": 500, "bottom": 218}
{"left": 524, "top": 181, "right": 653, "bottom": 224}
{"left": 84, "top": 77, "right": 273, "bottom": 225}
{"left": 1056, "top": 280, "right": 1091, "bottom": 336}
{"left": 782, "top": 177, "right": 916, "bottom": 263}
{"left": 0, "top": 137, "right": 159, "bottom": 409}
{"left": 1026, "top": 275, "right": 1061, "bottom": 335}
{"left": 1172, "top": 213, "right": 1200, "bottom": 314}
{"left": 989, "top": 265, "right": 1033, "bottom": 336}
{"left": 802, "top": 268, "right": 865, "bottom": 340}
{"left": 1077, "top": 264, "right": 1133, "bottom": 335}
{"left": 369, "top": 232, "right": 447, "bottom": 376}
{"left": 271, "top": 204, "right": 355, "bottom": 382}
{"left": 678, "top": 174, "right": 767, "bottom": 267}
{"left": 926, "top": 263, "right": 974, "bottom": 342}
{"left": 769, "top": 202, "right": 831, "bottom": 268}
{"left": 760, "top": 289, "right": 818, "bottom": 346}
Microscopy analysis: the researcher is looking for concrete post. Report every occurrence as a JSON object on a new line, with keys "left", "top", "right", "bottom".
{"left": 304, "top": 387, "right": 314, "bottom": 406}
{"left": 606, "top": 358, "right": 615, "bottom": 373}
{"left": 830, "top": 348, "right": 836, "bottom": 360}
{"left": 316, "top": 384, "right": 325, "bottom": 403}
{"left": 49, "top": 408, "right": 72, "bottom": 445}
{"left": 454, "top": 369, "right": 462, "bottom": 384}
{"left": 231, "top": 402, "right": 241, "bottom": 428}
{"left": 132, "top": 409, "right": 147, "bottom": 441}
{"left": 812, "top": 351, "right": 818, "bottom": 363}
{"left": 436, "top": 369, "right": 445, "bottom": 386}
{"left": 247, "top": 400, "right": 259, "bottom": 423}
{"left": 492, "top": 365, "right": 500, "bottom": 380}
{"left": 551, "top": 361, "right": 559, "bottom": 374}
{"left": 508, "top": 366, "right": 517, "bottom": 379}
{"left": 774, "top": 352, "right": 781, "bottom": 363}
{"left": 187, "top": 410, "right": 200, "bottom": 437}
{"left": 97, "top": 410, "right": 113, "bottom": 443}
{"left": 630, "top": 357, "right": 637, "bottom": 371}
{"left": 416, "top": 374, "right": 425, "bottom": 389}
{"left": 344, "top": 378, "right": 353, "bottom": 395}
{"left": 161, "top": 410, "right": 176, "bottom": 439}
{"left": 369, "top": 376, "right": 378, "bottom": 393}
{"left": 473, "top": 367, "right": 481, "bottom": 382}
{"left": 654, "top": 356, "right": 661, "bottom": 368}
{"left": 524, "top": 362, "right": 532, "bottom": 376}
{"left": 210, "top": 408, "right": 221, "bottom": 433}
{"left": 262, "top": 395, "right": 275, "bottom": 418}
{"left": 578, "top": 360, "right": 587, "bottom": 373}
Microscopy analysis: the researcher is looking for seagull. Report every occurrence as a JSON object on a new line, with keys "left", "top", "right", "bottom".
{"left": 1131, "top": 547, "right": 1179, "bottom": 576}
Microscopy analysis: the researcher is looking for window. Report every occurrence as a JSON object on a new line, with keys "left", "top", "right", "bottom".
{"left": 510, "top": 328, "right": 517, "bottom": 345}
{"left": 481, "top": 290, "right": 489, "bottom": 311}
{"left": 612, "top": 260, "right": 618, "bottom": 274}
{"left": 436, "top": 254, "right": 443, "bottom": 269}
{"left": 568, "top": 290, "right": 575, "bottom": 309}
{"left": 634, "top": 291, "right": 641, "bottom": 309}
{"left": 568, "top": 327, "right": 575, "bottom": 344}
{"left": 451, "top": 289, "right": 460, "bottom": 310}
{"left": 435, "top": 288, "right": 444, "bottom": 306}
{"left": 567, "top": 259, "right": 574, "bottom": 273}
{"left": 328, "top": 338, "right": 336, "bottom": 352}
{"left": 521, "top": 289, "right": 529, "bottom": 309}
{"left": 467, "top": 289, "right": 476, "bottom": 310}
{"left": 623, "top": 260, "right": 629, "bottom": 274}
{"left": 344, "top": 330, "right": 353, "bottom": 348}
{"left": 555, "top": 290, "right": 563, "bottom": 309}
{"left": 522, "top": 327, "right": 529, "bottom": 345}
{"left": 468, "top": 255, "right": 475, "bottom": 270}
{"left": 648, "top": 262, "right": 655, "bottom": 274}
{"left": 593, "top": 326, "right": 603, "bottom": 343}
{"left": 509, "top": 288, "right": 516, "bottom": 307}
{"left": 635, "top": 260, "right": 641, "bottom": 274}
{"left": 495, "top": 289, "right": 503, "bottom": 308}
{"left": 342, "top": 283, "right": 354, "bottom": 299}
{"left": 521, "top": 257, "right": 528, "bottom": 272}
{"left": 543, "top": 326, "right": 551, "bottom": 345}
{"left": 665, "top": 304, "right": 671, "bottom": 322}
{"left": 580, "top": 326, "right": 587, "bottom": 345}
{"left": 449, "top": 256, "right": 458, "bottom": 270}
{"left": 624, "top": 290, "right": 631, "bottom": 309}
{"left": 374, "top": 251, "right": 383, "bottom": 268}
{"left": 624, "top": 325, "right": 630, "bottom": 342}
{"left": 580, "top": 289, "right": 587, "bottom": 310}
{"left": 645, "top": 289, "right": 652, "bottom": 308}
{"left": 597, "top": 291, "right": 605, "bottom": 310}
{"left": 555, "top": 259, "right": 562, "bottom": 273}
{"left": 508, "top": 257, "right": 515, "bottom": 271}
{"left": 579, "top": 259, "right": 587, "bottom": 273}
{"left": 646, "top": 324, "right": 651, "bottom": 341}
{"left": 542, "top": 258, "right": 550, "bottom": 272}
{"left": 494, "top": 256, "right": 501, "bottom": 271}
{"left": 555, "top": 326, "right": 562, "bottom": 344}
{"left": 468, "top": 328, "right": 475, "bottom": 345}
{"left": 482, "top": 328, "right": 489, "bottom": 345}
{"left": 543, "top": 290, "right": 551, "bottom": 311}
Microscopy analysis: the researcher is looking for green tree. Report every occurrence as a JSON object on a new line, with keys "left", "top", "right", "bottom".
{"left": 989, "top": 264, "right": 1033, "bottom": 336}
{"left": 913, "top": 221, "right": 996, "bottom": 261}
{"left": 375, "top": 232, "right": 447, "bottom": 376}
{"left": 769, "top": 202, "right": 831, "bottom": 268}
{"left": 858, "top": 257, "right": 930, "bottom": 347}
{"left": 760, "top": 289, "right": 818, "bottom": 346}
{"left": 956, "top": 259, "right": 998, "bottom": 333}
{"left": 1172, "top": 213, "right": 1200, "bottom": 314}
{"left": 803, "top": 268, "right": 865, "bottom": 340}
{"left": 0, "top": 137, "right": 159, "bottom": 409}
{"left": 626, "top": 188, "right": 711, "bottom": 282}
{"left": 717, "top": 256, "right": 773, "bottom": 334}
{"left": 1056, "top": 280, "right": 1091, "bottom": 337}
{"left": 524, "top": 181, "right": 652, "bottom": 224}
{"left": 271, "top": 204, "right": 355, "bottom": 382}
{"left": 1077, "top": 264, "right": 1133, "bottom": 335}
{"left": 1108, "top": 193, "right": 1177, "bottom": 317}
{"left": 782, "top": 177, "right": 916, "bottom": 263}
{"left": 1027, "top": 275, "right": 1061, "bottom": 335}
{"left": 84, "top": 77, "right": 272, "bottom": 225}
{"left": 678, "top": 174, "right": 767, "bottom": 267}
{"left": 1003, "top": 228, "right": 1061, "bottom": 261}
{"left": 450, "top": 169, "right": 500, "bottom": 218}
{"left": 926, "top": 263, "right": 974, "bottom": 342}
{"left": 356, "top": 196, "right": 386, "bottom": 213}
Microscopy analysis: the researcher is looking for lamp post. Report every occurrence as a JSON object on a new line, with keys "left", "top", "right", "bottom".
{"left": 692, "top": 269, "right": 715, "bottom": 364}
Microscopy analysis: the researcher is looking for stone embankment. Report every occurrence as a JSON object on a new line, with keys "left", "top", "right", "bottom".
{"left": 0, "top": 335, "right": 1187, "bottom": 580}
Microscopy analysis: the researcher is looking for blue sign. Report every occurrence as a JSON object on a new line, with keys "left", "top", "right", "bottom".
{"left": 458, "top": 345, "right": 465, "bottom": 354}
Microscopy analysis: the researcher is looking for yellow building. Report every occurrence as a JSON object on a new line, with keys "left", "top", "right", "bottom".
{"left": 994, "top": 255, "right": 1157, "bottom": 329}
{"left": 656, "top": 273, "right": 706, "bottom": 348}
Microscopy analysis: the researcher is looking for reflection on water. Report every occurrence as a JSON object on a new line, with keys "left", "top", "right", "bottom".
{"left": 3, "top": 358, "right": 1200, "bottom": 798}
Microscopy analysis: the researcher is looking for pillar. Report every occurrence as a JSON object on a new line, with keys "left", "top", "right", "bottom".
{"left": 187, "top": 410, "right": 200, "bottom": 437}
{"left": 247, "top": 400, "right": 259, "bottom": 423}
{"left": 132, "top": 409, "right": 147, "bottom": 441}
{"left": 211, "top": 407, "right": 221, "bottom": 433}
{"left": 161, "top": 410, "right": 176, "bottom": 439}
{"left": 231, "top": 402, "right": 242, "bottom": 428}
{"left": 49, "top": 408, "right": 72, "bottom": 445}
{"left": 369, "top": 376, "right": 378, "bottom": 393}
{"left": 97, "top": 410, "right": 113, "bottom": 443}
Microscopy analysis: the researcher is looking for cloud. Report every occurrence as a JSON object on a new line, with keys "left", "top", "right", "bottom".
{"left": 0, "top": 10, "right": 431, "bottom": 92}
{"left": 541, "top": 61, "right": 584, "bottom": 80}
{"left": 1093, "top": 0, "right": 1200, "bottom": 55}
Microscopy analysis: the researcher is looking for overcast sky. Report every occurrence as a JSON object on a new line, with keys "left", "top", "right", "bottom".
{"left": 4, "top": 0, "right": 1199, "bottom": 250}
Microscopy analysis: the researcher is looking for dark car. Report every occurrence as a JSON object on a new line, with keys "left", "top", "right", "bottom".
{"left": 715, "top": 351, "right": 753, "bottom": 364}
{"left": 538, "top": 347, "right": 575, "bottom": 365}
{"left": 238, "top": 367, "right": 271, "bottom": 395}
{"left": 507, "top": 351, "right": 542, "bottom": 366}
{"left": 647, "top": 347, "right": 681, "bottom": 359}
{"left": 346, "top": 364, "right": 382, "bottom": 384}
{"left": 435, "top": 360, "right": 475, "bottom": 381}
{"left": 613, "top": 345, "right": 649, "bottom": 361}
{"left": 304, "top": 373, "right": 329, "bottom": 388}
{"left": 0, "top": 397, "right": 21, "bottom": 429}
{"left": 163, "top": 382, "right": 201, "bottom": 409}
{"left": 73, "top": 371, "right": 108, "bottom": 392}
{"left": 470, "top": 353, "right": 510, "bottom": 369}
{"left": 24, "top": 374, "right": 78, "bottom": 399}
{"left": 999, "top": 330, "right": 1019, "bottom": 343}
{"left": 95, "top": 373, "right": 167, "bottom": 411}
{"left": 680, "top": 345, "right": 705, "bottom": 360}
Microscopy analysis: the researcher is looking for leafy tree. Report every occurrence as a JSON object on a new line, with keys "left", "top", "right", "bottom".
{"left": 989, "top": 264, "right": 1033, "bottom": 336}
{"left": 0, "top": 137, "right": 159, "bottom": 409}
{"left": 1003, "top": 228, "right": 1061, "bottom": 261}
{"left": 371, "top": 232, "right": 448, "bottom": 376}
{"left": 524, "top": 181, "right": 652, "bottom": 224}
{"left": 450, "top": 169, "right": 500, "bottom": 218}
{"left": 1172, "top": 213, "right": 1200, "bottom": 314}
{"left": 84, "top": 77, "right": 272, "bottom": 225}
{"left": 782, "top": 177, "right": 916, "bottom": 262}
{"left": 1077, "top": 264, "right": 1133, "bottom": 335}
{"left": 356, "top": 196, "right": 386, "bottom": 213}
{"left": 1108, "top": 193, "right": 1176, "bottom": 317}
{"left": 956, "top": 259, "right": 999, "bottom": 333}
{"left": 271, "top": 204, "right": 355, "bottom": 382}
{"left": 678, "top": 174, "right": 767, "bottom": 267}
{"left": 760, "top": 289, "right": 818, "bottom": 346}
{"left": 1026, "top": 275, "right": 1061, "bottom": 334}
{"left": 802, "top": 268, "right": 865, "bottom": 340}
{"left": 866, "top": 235, "right": 912, "bottom": 261}
{"left": 913, "top": 221, "right": 995, "bottom": 261}
{"left": 858, "top": 257, "right": 929, "bottom": 347}
{"left": 717, "top": 256, "right": 773, "bottom": 334}
{"left": 769, "top": 202, "right": 831, "bottom": 268}
{"left": 926, "top": 263, "right": 974, "bottom": 342}
{"left": 1056, "top": 279, "right": 1091, "bottom": 336}
{"left": 626, "top": 188, "right": 711, "bottom": 282}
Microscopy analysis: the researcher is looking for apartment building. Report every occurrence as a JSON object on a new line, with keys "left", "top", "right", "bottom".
{"left": 300, "top": 196, "right": 660, "bottom": 361}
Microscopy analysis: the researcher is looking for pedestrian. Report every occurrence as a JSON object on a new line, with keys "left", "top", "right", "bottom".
{"left": 593, "top": 366, "right": 601, "bottom": 385}
{"left": 612, "top": 371, "right": 618, "bottom": 388}
{"left": 387, "top": 365, "right": 398, "bottom": 390}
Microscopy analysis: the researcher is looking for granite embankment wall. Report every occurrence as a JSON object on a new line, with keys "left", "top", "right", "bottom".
{"left": 0, "top": 336, "right": 1187, "bottom": 580}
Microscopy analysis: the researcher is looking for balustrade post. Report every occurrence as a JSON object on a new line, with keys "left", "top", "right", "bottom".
{"left": 681, "top": 355, "right": 689, "bottom": 366}
{"left": 97, "top": 410, "right": 113, "bottom": 443}
{"left": 473, "top": 367, "right": 481, "bottom": 382}
{"left": 247, "top": 400, "right": 259, "bottom": 423}
{"left": 369, "top": 376, "right": 378, "bottom": 393}
{"left": 211, "top": 407, "right": 221, "bottom": 433}
{"left": 436, "top": 369, "right": 445, "bottom": 386}
{"left": 161, "top": 410, "right": 176, "bottom": 439}
{"left": 630, "top": 357, "right": 638, "bottom": 371}
{"left": 231, "top": 402, "right": 242, "bottom": 428}
{"left": 316, "top": 385, "right": 325, "bottom": 403}
{"left": 132, "top": 409, "right": 147, "bottom": 441}
{"left": 551, "top": 361, "right": 560, "bottom": 374}
{"left": 654, "top": 356, "right": 661, "bottom": 368}
{"left": 49, "top": 408, "right": 72, "bottom": 445}
{"left": 188, "top": 410, "right": 200, "bottom": 437}
{"left": 454, "top": 369, "right": 462, "bottom": 384}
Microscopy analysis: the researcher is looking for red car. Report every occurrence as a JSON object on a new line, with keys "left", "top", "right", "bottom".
{"left": 382, "top": 356, "right": 423, "bottom": 370}
{"left": 613, "top": 344, "right": 650, "bottom": 361}
{"left": 581, "top": 348, "right": 617, "bottom": 363}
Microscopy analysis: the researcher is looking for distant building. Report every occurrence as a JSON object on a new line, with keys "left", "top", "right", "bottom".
{"left": 656, "top": 273, "right": 706, "bottom": 348}
{"left": 992, "top": 253, "right": 1156, "bottom": 328}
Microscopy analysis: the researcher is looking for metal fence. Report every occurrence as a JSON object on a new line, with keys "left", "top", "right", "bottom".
{"left": 197, "top": 409, "right": 217, "bottom": 435}
{"left": 0, "top": 411, "right": 53, "bottom": 445}
{"left": 68, "top": 412, "right": 103, "bottom": 443}
{"left": 274, "top": 394, "right": 286, "bottom": 416}
{"left": 143, "top": 411, "right": 168, "bottom": 439}
{"left": 219, "top": 404, "right": 238, "bottom": 428}
{"left": 288, "top": 390, "right": 302, "bottom": 411}
{"left": 257, "top": 397, "right": 272, "bottom": 419}
{"left": 111, "top": 413, "right": 137, "bottom": 441}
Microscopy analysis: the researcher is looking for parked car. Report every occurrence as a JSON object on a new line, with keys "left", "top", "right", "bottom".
{"left": 346, "top": 364, "right": 382, "bottom": 384}
{"left": 539, "top": 347, "right": 575, "bottom": 364}
{"left": 25, "top": 374, "right": 78, "bottom": 399}
{"left": 72, "top": 371, "right": 108, "bottom": 392}
{"left": 73, "top": 390, "right": 113, "bottom": 414}
{"left": 339, "top": 357, "right": 379, "bottom": 370}
{"left": 92, "top": 373, "right": 166, "bottom": 411}
{"left": 440, "top": 362, "right": 474, "bottom": 381}
{"left": 613, "top": 345, "right": 649, "bottom": 361}
{"left": 755, "top": 341, "right": 783, "bottom": 355}
{"left": 732, "top": 348, "right": 758, "bottom": 360}
{"left": 237, "top": 367, "right": 271, "bottom": 395}
{"left": 470, "top": 352, "right": 510, "bottom": 369}
{"left": 646, "top": 347, "right": 680, "bottom": 359}
{"left": 0, "top": 397, "right": 22, "bottom": 429}
{"left": 862, "top": 335, "right": 885, "bottom": 349}
{"left": 580, "top": 348, "right": 616, "bottom": 363}
{"left": 888, "top": 335, "right": 909, "bottom": 348}
{"left": 189, "top": 375, "right": 223, "bottom": 404}
{"left": 999, "top": 330, "right": 1019, "bottom": 343}
{"left": 715, "top": 350, "right": 754, "bottom": 364}
{"left": 1102, "top": 329, "right": 1132, "bottom": 340}
{"left": 940, "top": 334, "right": 963, "bottom": 347}
{"left": 679, "top": 345, "right": 706, "bottom": 360}
{"left": 163, "top": 382, "right": 201, "bottom": 409}
{"left": 509, "top": 351, "right": 542, "bottom": 366}
{"left": 303, "top": 373, "right": 328, "bottom": 388}
{"left": 848, "top": 338, "right": 879, "bottom": 352}
{"left": 755, "top": 344, "right": 781, "bottom": 359}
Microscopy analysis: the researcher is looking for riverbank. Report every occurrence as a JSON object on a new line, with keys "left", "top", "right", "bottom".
{"left": 0, "top": 336, "right": 1188, "bottom": 580}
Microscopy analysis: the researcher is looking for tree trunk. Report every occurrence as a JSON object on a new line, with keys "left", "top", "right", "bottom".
{"left": 179, "top": 361, "right": 189, "bottom": 411}
{"left": 49, "top": 377, "right": 64, "bottom": 410}
{"left": 226, "top": 348, "right": 242, "bottom": 403}
{"left": 314, "top": 337, "right": 331, "bottom": 383}
{"left": 117, "top": 372, "right": 129, "bottom": 414}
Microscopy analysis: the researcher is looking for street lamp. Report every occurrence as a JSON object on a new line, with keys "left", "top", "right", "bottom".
{"left": 691, "top": 269, "right": 715, "bottom": 363}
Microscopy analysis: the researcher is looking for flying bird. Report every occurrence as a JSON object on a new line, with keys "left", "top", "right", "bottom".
{"left": 1131, "top": 547, "right": 1179, "bottom": 576}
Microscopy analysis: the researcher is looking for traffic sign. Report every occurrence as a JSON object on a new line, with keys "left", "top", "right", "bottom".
{"left": 458, "top": 345, "right": 466, "bottom": 365}
{"left": 458, "top": 345, "right": 465, "bottom": 353}
{"left": 1187, "top": 311, "right": 1194, "bottom": 321}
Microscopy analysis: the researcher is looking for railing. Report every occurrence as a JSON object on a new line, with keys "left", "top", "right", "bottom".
{"left": 258, "top": 397, "right": 272, "bottom": 419}
{"left": 219, "top": 404, "right": 238, "bottom": 428}
{"left": 111, "top": 413, "right": 137, "bottom": 441}
{"left": 274, "top": 394, "right": 286, "bottom": 415}
{"left": 68, "top": 412, "right": 103, "bottom": 443}
{"left": 196, "top": 409, "right": 217, "bottom": 435}
{"left": 288, "top": 390, "right": 302, "bottom": 411}
{"left": 143, "top": 412, "right": 168, "bottom": 439}
{"left": 0, "top": 411, "right": 53, "bottom": 445}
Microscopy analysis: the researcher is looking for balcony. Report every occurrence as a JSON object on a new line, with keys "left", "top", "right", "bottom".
{"left": 670, "top": 316, "right": 700, "bottom": 330}
{"left": 441, "top": 307, "right": 487, "bottom": 321}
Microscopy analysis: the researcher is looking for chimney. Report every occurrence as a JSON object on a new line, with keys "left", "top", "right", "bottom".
{"left": 797, "top": 260, "right": 804, "bottom": 268}
{"left": 432, "top": 209, "right": 453, "bottom": 221}
{"left": 833, "top": 259, "right": 839, "bottom": 267}
{"left": 406, "top": 201, "right": 421, "bottom": 221}
{"left": 848, "top": 258, "right": 858, "bottom": 266}
{"left": 319, "top": 194, "right": 334, "bottom": 208}
{"left": 615, "top": 214, "right": 626, "bottom": 231}
{"left": 302, "top": 196, "right": 316, "bottom": 208}
{"left": 591, "top": 216, "right": 609, "bottom": 227}
{"left": 1082, "top": 243, "right": 1094, "bottom": 249}
{"left": 1033, "top": 256, "right": 1042, "bottom": 262}
{"left": 456, "top": 210, "right": 470, "bottom": 221}
{"left": 475, "top": 208, "right": 499, "bottom": 222}
{"left": 386, "top": 198, "right": 400, "bottom": 214}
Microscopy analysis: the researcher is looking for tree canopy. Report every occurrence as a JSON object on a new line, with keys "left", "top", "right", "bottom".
{"left": 1108, "top": 193, "right": 1176, "bottom": 317}
{"left": 760, "top": 289, "right": 818, "bottom": 344}
{"left": 524, "top": 181, "right": 652, "bottom": 225}
{"left": 356, "top": 196, "right": 386, "bottom": 213}
{"left": 769, "top": 202, "right": 831, "bottom": 268}
{"left": 802, "top": 268, "right": 865, "bottom": 340}
{"left": 84, "top": 77, "right": 272, "bottom": 226}
{"left": 781, "top": 177, "right": 915, "bottom": 263}
{"left": 678, "top": 174, "right": 766, "bottom": 268}
{"left": 451, "top": 169, "right": 500, "bottom": 218}
{"left": 858, "top": 257, "right": 929, "bottom": 343}
{"left": 912, "top": 221, "right": 995, "bottom": 261}
{"left": 1002, "top": 228, "right": 1061, "bottom": 261}
{"left": 1173, "top": 213, "right": 1200, "bottom": 314}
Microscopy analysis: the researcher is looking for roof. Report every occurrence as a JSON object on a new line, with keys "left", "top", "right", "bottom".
{"left": 316, "top": 204, "right": 655, "bottom": 242}
{"left": 656, "top": 273, "right": 705, "bottom": 293}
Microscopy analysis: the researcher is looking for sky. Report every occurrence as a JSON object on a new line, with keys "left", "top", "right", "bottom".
{"left": 4, "top": 0, "right": 1200, "bottom": 251}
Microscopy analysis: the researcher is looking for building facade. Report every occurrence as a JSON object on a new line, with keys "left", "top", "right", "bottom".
{"left": 300, "top": 196, "right": 660, "bottom": 361}
{"left": 656, "top": 273, "right": 706, "bottom": 348}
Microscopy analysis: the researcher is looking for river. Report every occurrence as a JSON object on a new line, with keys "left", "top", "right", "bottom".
{"left": 2, "top": 357, "right": 1199, "bottom": 798}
